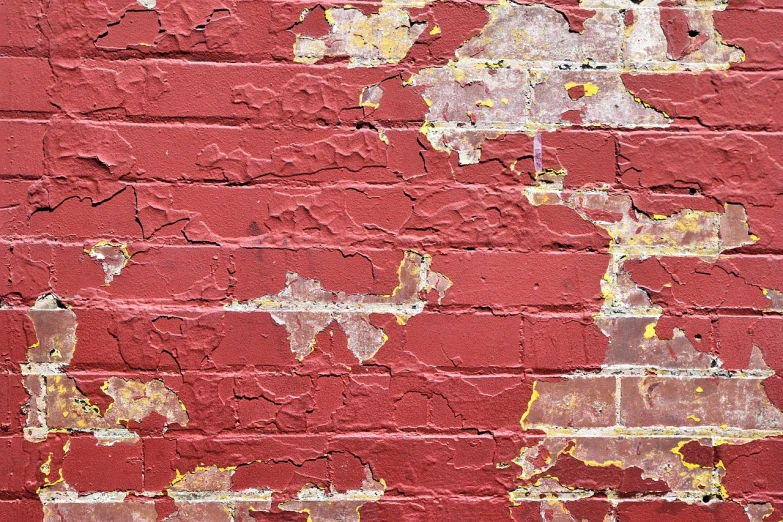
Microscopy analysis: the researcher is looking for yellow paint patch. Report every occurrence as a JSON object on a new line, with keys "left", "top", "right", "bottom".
{"left": 687, "top": 414, "right": 701, "bottom": 423}
{"left": 670, "top": 440, "right": 711, "bottom": 470}
{"left": 564, "top": 81, "right": 599, "bottom": 97}
{"left": 520, "top": 381, "right": 540, "bottom": 429}
{"left": 643, "top": 323, "right": 657, "bottom": 339}
{"left": 476, "top": 99, "right": 494, "bottom": 108}
{"left": 429, "top": 25, "right": 441, "bottom": 35}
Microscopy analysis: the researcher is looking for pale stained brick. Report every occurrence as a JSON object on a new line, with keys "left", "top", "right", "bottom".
{"left": 294, "top": 7, "right": 426, "bottom": 67}
{"left": 523, "top": 377, "right": 616, "bottom": 429}
{"left": 279, "top": 465, "right": 385, "bottom": 522}
{"left": 21, "top": 294, "right": 188, "bottom": 444}
{"left": 620, "top": 375, "right": 783, "bottom": 430}
{"left": 226, "top": 251, "right": 451, "bottom": 362}
{"left": 369, "top": 1, "right": 744, "bottom": 163}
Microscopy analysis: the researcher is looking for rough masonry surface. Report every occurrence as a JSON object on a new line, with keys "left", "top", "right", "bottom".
{"left": 2, "top": 0, "right": 783, "bottom": 520}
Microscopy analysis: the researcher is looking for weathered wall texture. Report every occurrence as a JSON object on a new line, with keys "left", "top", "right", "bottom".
{"left": 2, "top": 0, "right": 783, "bottom": 520}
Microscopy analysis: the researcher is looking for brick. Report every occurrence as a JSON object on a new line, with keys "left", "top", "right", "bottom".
{"left": 615, "top": 500, "right": 748, "bottom": 521}
{"left": 61, "top": 435, "right": 144, "bottom": 491}
{"left": 524, "top": 376, "right": 617, "bottom": 429}
{"left": 437, "top": 251, "right": 609, "bottom": 309}
{"left": 27, "top": 186, "right": 142, "bottom": 240}
{"left": 0, "top": 500, "right": 44, "bottom": 521}
{"left": 620, "top": 376, "right": 783, "bottom": 429}
{"left": 717, "top": 8, "right": 783, "bottom": 71}
{"left": 0, "top": 0, "right": 45, "bottom": 53}
{"left": 48, "top": 60, "right": 390, "bottom": 122}
{"left": 719, "top": 439, "right": 783, "bottom": 498}
{"left": 522, "top": 316, "right": 608, "bottom": 372}
{"left": 402, "top": 313, "right": 521, "bottom": 368}
{"left": 618, "top": 131, "right": 783, "bottom": 207}
{"left": 716, "top": 316, "right": 783, "bottom": 373}
{"left": 627, "top": 257, "right": 781, "bottom": 312}
{"left": 0, "top": 58, "right": 53, "bottom": 113}
{"left": 0, "top": 374, "right": 28, "bottom": 433}
{"left": 622, "top": 71, "right": 783, "bottom": 131}
{"left": 0, "top": 120, "right": 46, "bottom": 177}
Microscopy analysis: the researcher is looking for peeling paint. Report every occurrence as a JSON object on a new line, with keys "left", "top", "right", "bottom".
{"left": 279, "top": 465, "right": 385, "bottom": 521}
{"left": 85, "top": 241, "right": 129, "bottom": 284}
{"left": 516, "top": 169, "right": 780, "bottom": 514}
{"left": 294, "top": 7, "right": 426, "bottom": 67}
{"left": 21, "top": 294, "right": 188, "bottom": 444}
{"left": 226, "top": 251, "right": 451, "bottom": 362}
{"left": 39, "top": 462, "right": 383, "bottom": 522}
{"left": 371, "top": 1, "right": 743, "bottom": 163}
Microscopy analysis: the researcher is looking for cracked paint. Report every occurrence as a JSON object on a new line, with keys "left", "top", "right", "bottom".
{"left": 515, "top": 169, "right": 779, "bottom": 515}
{"left": 226, "top": 251, "right": 451, "bottom": 362}
{"left": 279, "top": 465, "right": 385, "bottom": 521}
{"left": 366, "top": 0, "right": 742, "bottom": 163}
{"left": 3, "top": 0, "right": 780, "bottom": 517}
{"left": 22, "top": 294, "right": 188, "bottom": 444}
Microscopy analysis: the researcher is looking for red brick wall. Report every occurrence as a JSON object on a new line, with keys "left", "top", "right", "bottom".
{"left": 3, "top": 0, "right": 783, "bottom": 520}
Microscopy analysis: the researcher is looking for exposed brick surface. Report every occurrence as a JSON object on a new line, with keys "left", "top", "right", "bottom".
{"left": 3, "top": 0, "right": 783, "bottom": 520}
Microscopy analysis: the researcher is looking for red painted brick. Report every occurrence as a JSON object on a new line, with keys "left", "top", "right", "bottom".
{"left": 522, "top": 315, "right": 608, "bottom": 371}
{"left": 403, "top": 313, "right": 521, "bottom": 368}
{"left": 62, "top": 436, "right": 144, "bottom": 492}
{"left": 438, "top": 251, "right": 608, "bottom": 309}
{"left": 0, "top": 58, "right": 53, "bottom": 113}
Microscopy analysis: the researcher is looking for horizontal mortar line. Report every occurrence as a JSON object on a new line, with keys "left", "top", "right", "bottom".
{"left": 421, "top": 122, "right": 670, "bottom": 132}
{"left": 0, "top": 237, "right": 612, "bottom": 250}
{"left": 37, "top": 493, "right": 509, "bottom": 503}
{"left": 553, "top": 369, "right": 774, "bottom": 378}
{"left": 525, "top": 426, "right": 783, "bottom": 439}
{"left": 8, "top": 431, "right": 528, "bottom": 440}
{"left": 5, "top": 237, "right": 783, "bottom": 260}
{"left": 411, "top": 59, "right": 737, "bottom": 71}
{"left": 0, "top": 494, "right": 538, "bottom": 503}
{"left": 2, "top": 235, "right": 781, "bottom": 258}
{"left": 11, "top": 367, "right": 775, "bottom": 379}
{"left": 510, "top": 492, "right": 720, "bottom": 502}
{"left": 5, "top": 177, "right": 783, "bottom": 198}
{"left": 225, "top": 300, "right": 424, "bottom": 315}
{"left": 8, "top": 368, "right": 532, "bottom": 377}
{"left": 5, "top": 114, "right": 782, "bottom": 133}
{"left": 0, "top": 236, "right": 575, "bottom": 244}
{"left": 263, "top": 0, "right": 733, "bottom": 7}
{"left": 1, "top": 302, "right": 774, "bottom": 317}
{"left": 43, "top": 56, "right": 742, "bottom": 69}
{"left": 0, "top": 177, "right": 673, "bottom": 190}
{"left": 19, "top": 494, "right": 783, "bottom": 506}
{"left": 0, "top": 178, "right": 736, "bottom": 191}
{"left": 9, "top": 116, "right": 783, "bottom": 135}
{"left": 38, "top": 56, "right": 745, "bottom": 69}
{"left": 7, "top": 303, "right": 775, "bottom": 318}
{"left": 17, "top": 428, "right": 783, "bottom": 442}
{"left": 24, "top": 57, "right": 781, "bottom": 72}
{"left": 40, "top": 492, "right": 274, "bottom": 504}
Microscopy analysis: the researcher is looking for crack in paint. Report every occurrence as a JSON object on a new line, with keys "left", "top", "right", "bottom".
{"left": 21, "top": 294, "right": 188, "bottom": 445}
{"left": 514, "top": 169, "right": 778, "bottom": 517}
